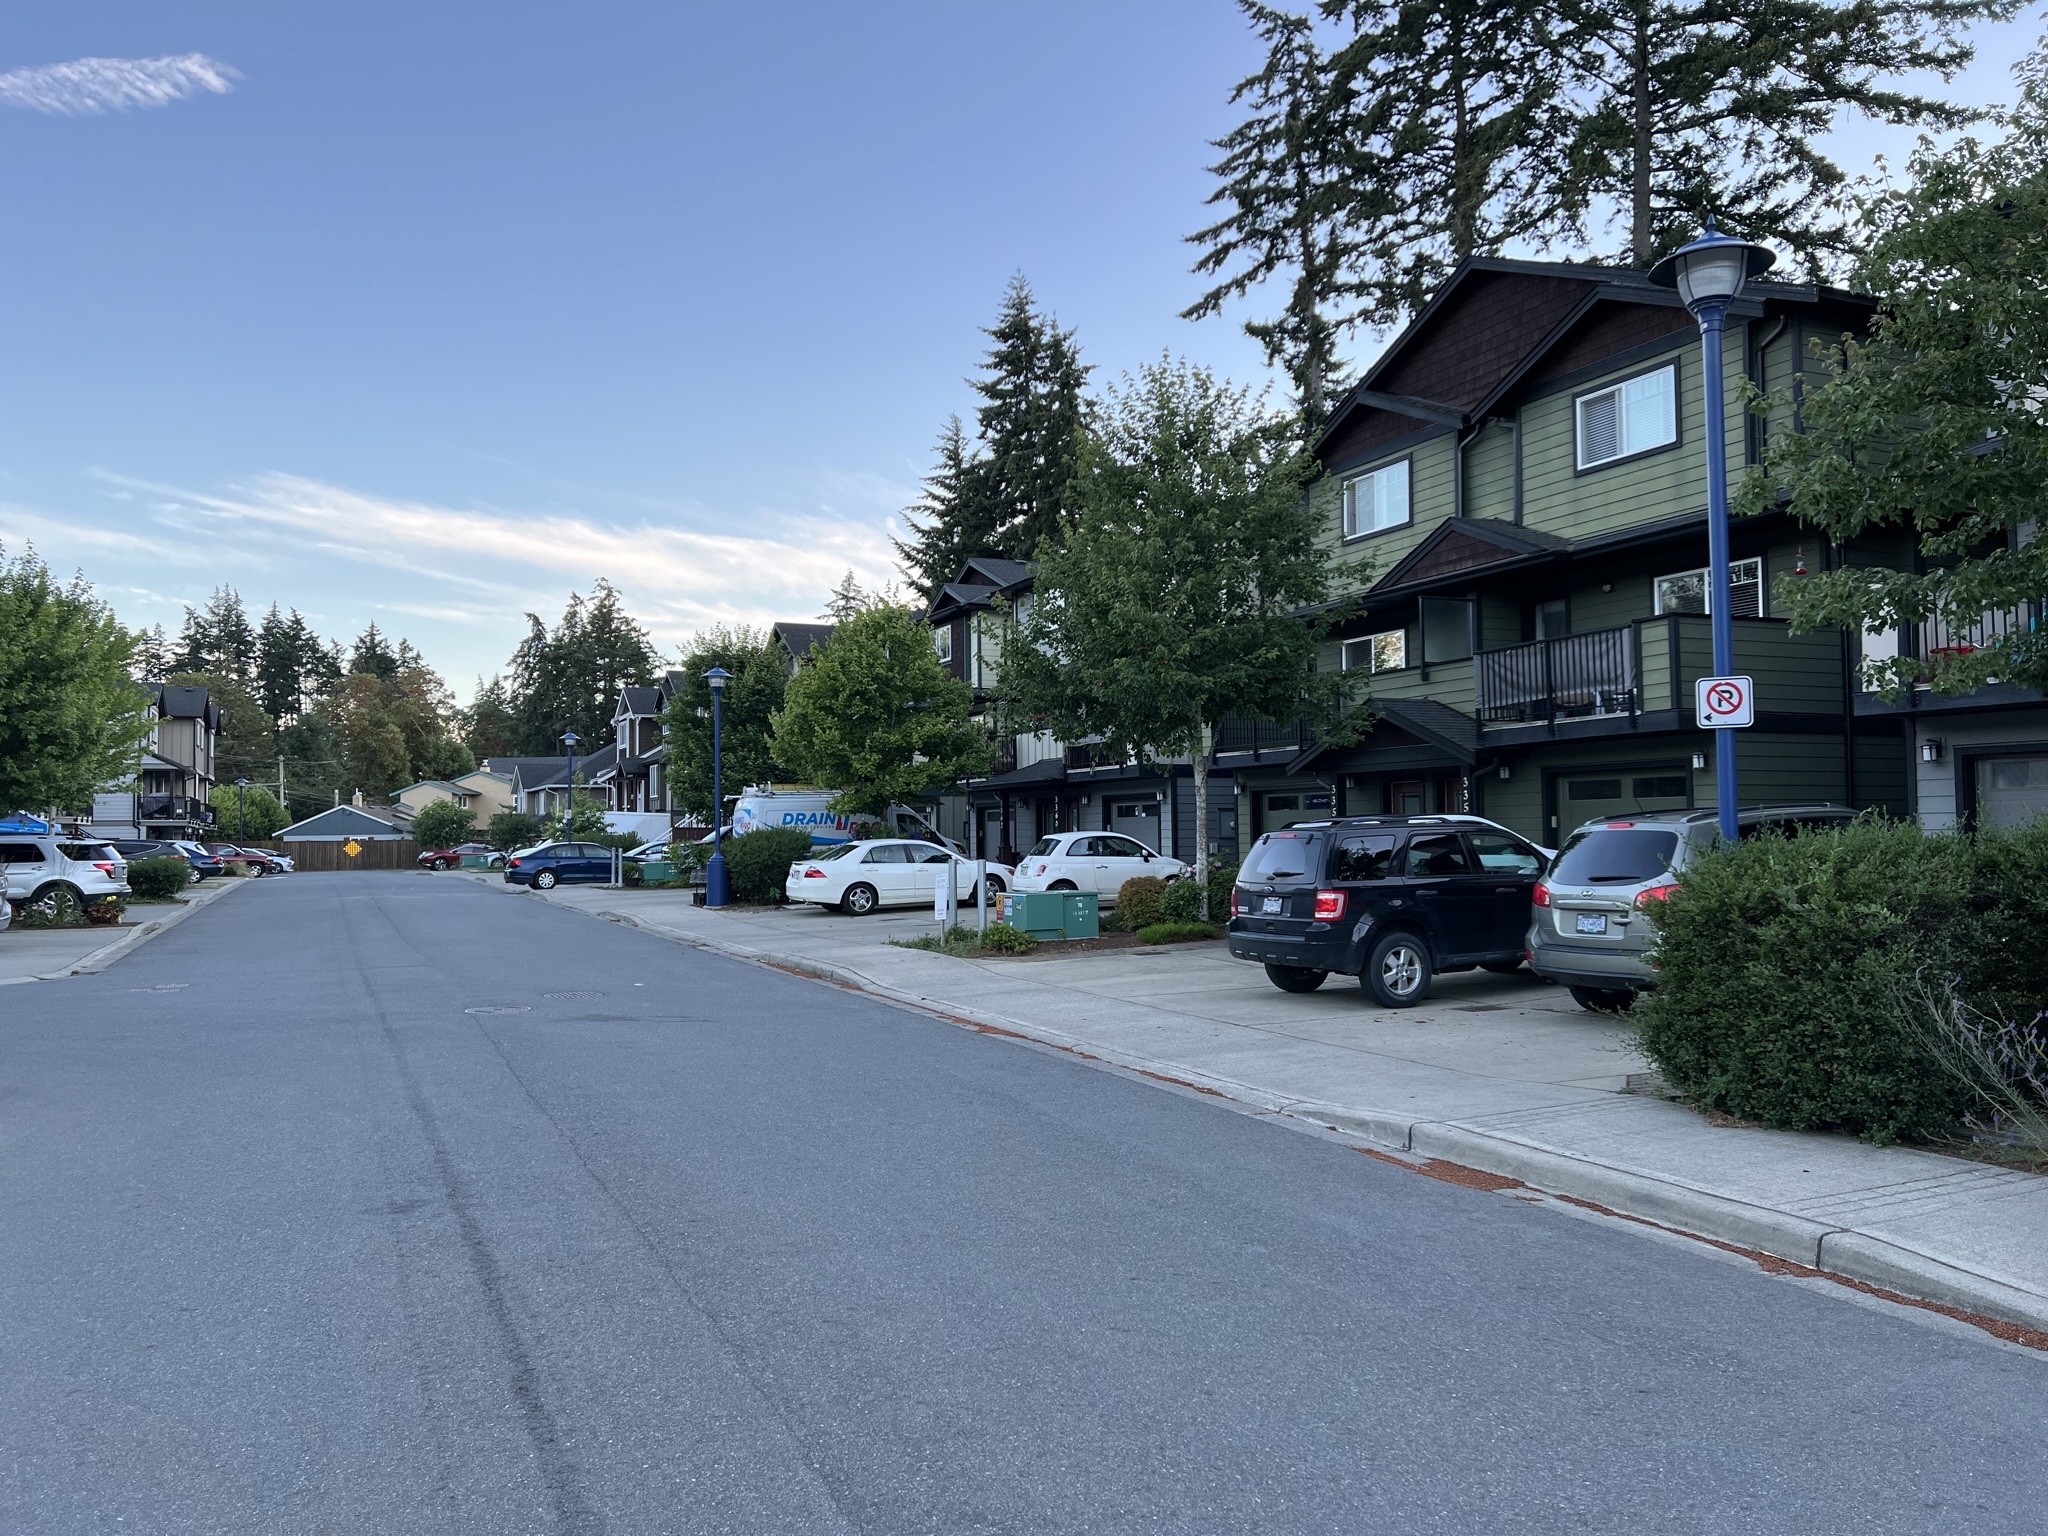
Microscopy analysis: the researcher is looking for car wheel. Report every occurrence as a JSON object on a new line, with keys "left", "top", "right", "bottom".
{"left": 533, "top": 869, "right": 558, "bottom": 890}
{"left": 1569, "top": 985, "right": 1635, "bottom": 1012}
{"left": 841, "top": 882, "right": 878, "bottom": 916}
{"left": 1048, "top": 880, "right": 1078, "bottom": 892}
{"left": 1363, "top": 932, "right": 1433, "bottom": 1008}
{"left": 1480, "top": 959, "right": 1524, "bottom": 974}
{"left": 1264, "top": 963, "right": 1329, "bottom": 994}
{"left": 983, "top": 875, "right": 1005, "bottom": 895}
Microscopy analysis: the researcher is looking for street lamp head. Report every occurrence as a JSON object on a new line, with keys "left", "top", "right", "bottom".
{"left": 704, "top": 666, "right": 732, "bottom": 693}
{"left": 235, "top": 777, "right": 249, "bottom": 787}
{"left": 1647, "top": 218, "right": 1777, "bottom": 316}
{"left": 560, "top": 730, "right": 580, "bottom": 749}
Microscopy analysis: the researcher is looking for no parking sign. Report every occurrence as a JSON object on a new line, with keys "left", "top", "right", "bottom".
{"left": 1695, "top": 675, "right": 1755, "bottom": 729}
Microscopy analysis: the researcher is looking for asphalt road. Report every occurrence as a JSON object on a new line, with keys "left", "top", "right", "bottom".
{"left": 4, "top": 872, "right": 2043, "bottom": 1534}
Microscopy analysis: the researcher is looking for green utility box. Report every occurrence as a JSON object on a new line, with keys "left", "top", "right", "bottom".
{"left": 638, "top": 860, "right": 677, "bottom": 884}
{"left": 458, "top": 854, "right": 494, "bottom": 870}
{"left": 998, "top": 889, "right": 1100, "bottom": 940}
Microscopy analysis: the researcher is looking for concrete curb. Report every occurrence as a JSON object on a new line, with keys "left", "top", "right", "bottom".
{"left": 0, "top": 877, "right": 248, "bottom": 986}
{"left": 579, "top": 899, "right": 2048, "bottom": 1338}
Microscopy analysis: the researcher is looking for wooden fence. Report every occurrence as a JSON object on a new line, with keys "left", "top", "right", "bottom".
{"left": 246, "top": 837, "right": 421, "bottom": 872}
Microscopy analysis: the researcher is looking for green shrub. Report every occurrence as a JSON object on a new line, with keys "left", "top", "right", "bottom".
{"left": 722, "top": 827, "right": 816, "bottom": 904}
{"left": 1961, "top": 816, "right": 2048, "bottom": 1013}
{"left": 1115, "top": 876, "right": 1168, "bottom": 931}
{"left": 1207, "top": 858, "right": 1239, "bottom": 924}
{"left": 410, "top": 800, "right": 477, "bottom": 852}
{"left": 85, "top": 895, "right": 124, "bottom": 926}
{"left": 128, "top": 856, "right": 193, "bottom": 900}
{"left": 15, "top": 886, "right": 86, "bottom": 927}
{"left": 1137, "top": 920, "right": 1217, "bottom": 945}
{"left": 1158, "top": 877, "right": 1204, "bottom": 925}
{"left": 977, "top": 921, "right": 1037, "bottom": 954}
{"left": 486, "top": 811, "right": 548, "bottom": 852}
{"left": 1635, "top": 819, "right": 1980, "bottom": 1143}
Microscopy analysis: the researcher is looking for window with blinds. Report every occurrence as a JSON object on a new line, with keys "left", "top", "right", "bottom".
{"left": 1654, "top": 558, "right": 1763, "bottom": 618}
{"left": 1576, "top": 364, "right": 1678, "bottom": 469}
{"left": 1341, "top": 457, "right": 1411, "bottom": 538}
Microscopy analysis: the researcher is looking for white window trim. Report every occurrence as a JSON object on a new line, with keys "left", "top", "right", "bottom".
{"left": 1341, "top": 457, "right": 1412, "bottom": 540}
{"left": 933, "top": 625, "right": 953, "bottom": 665}
{"left": 1575, "top": 363, "right": 1679, "bottom": 470}
{"left": 1653, "top": 557, "right": 1764, "bottom": 618}
{"left": 1341, "top": 630, "right": 1408, "bottom": 673}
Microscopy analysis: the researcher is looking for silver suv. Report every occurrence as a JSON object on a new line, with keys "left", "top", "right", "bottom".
{"left": 0, "top": 835, "right": 132, "bottom": 915}
{"left": 1527, "top": 803, "right": 1857, "bottom": 1011}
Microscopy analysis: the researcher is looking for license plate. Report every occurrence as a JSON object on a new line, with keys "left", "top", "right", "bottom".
{"left": 1574, "top": 913, "right": 1609, "bottom": 935}
{"left": 1261, "top": 896, "right": 1283, "bottom": 914}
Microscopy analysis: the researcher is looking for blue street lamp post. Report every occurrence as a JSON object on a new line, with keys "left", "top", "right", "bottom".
{"left": 234, "top": 777, "right": 249, "bottom": 841}
{"left": 1649, "top": 221, "right": 1776, "bottom": 845}
{"left": 560, "top": 731, "right": 580, "bottom": 840}
{"left": 704, "top": 668, "right": 732, "bottom": 907}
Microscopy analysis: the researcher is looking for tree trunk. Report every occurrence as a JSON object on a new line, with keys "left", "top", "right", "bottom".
{"left": 1193, "top": 723, "right": 1213, "bottom": 922}
{"left": 1631, "top": 0, "right": 1653, "bottom": 266}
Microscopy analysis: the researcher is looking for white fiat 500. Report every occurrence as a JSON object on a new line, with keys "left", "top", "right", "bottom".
{"left": 785, "top": 839, "right": 1013, "bottom": 916}
{"left": 1008, "top": 831, "right": 1186, "bottom": 905}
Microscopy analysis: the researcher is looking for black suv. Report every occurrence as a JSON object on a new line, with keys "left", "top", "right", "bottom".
{"left": 1227, "top": 817, "right": 1548, "bottom": 1007}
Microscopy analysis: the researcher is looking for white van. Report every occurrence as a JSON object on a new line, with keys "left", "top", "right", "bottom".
{"left": 728, "top": 787, "right": 960, "bottom": 853}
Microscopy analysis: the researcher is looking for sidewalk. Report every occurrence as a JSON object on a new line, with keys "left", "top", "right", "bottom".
{"left": 0, "top": 878, "right": 247, "bottom": 987}
{"left": 497, "top": 877, "right": 2048, "bottom": 1336}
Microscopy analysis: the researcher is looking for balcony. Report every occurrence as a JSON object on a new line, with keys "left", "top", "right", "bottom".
{"left": 138, "top": 794, "right": 217, "bottom": 825}
{"left": 991, "top": 735, "right": 1019, "bottom": 775}
{"left": 1917, "top": 601, "right": 2044, "bottom": 676}
{"left": 1476, "top": 629, "right": 1639, "bottom": 725}
{"left": 1214, "top": 715, "right": 1311, "bottom": 756}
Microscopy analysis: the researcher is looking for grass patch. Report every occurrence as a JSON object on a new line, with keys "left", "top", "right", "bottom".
{"left": 892, "top": 922, "right": 1039, "bottom": 957}
{"left": 1136, "top": 921, "right": 1218, "bottom": 945}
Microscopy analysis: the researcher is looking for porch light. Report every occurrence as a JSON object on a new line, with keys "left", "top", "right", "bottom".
{"left": 1497, "top": 764, "right": 1511, "bottom": 781}
{"left": 1691, "top": 753, "right": 1707, "bottom": 770}
{"left": 1921, "top": 738, "right": 1944, "bottom": 763}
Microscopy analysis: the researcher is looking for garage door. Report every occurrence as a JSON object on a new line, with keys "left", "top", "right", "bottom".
{"left": 1975, "top": 755, "right": 2048, "bottom": 829}
{"left": 1555, "top": 770, "right": 1691, "bottom": 838}
{"left": 1108, "top": 798, "right": 1164, "bottom": 854}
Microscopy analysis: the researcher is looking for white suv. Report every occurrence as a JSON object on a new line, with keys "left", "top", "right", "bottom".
{"left": 0, "top": 836, "right": 132, "bottom": 913}
{"left": 1009, "top": 831, "right": 1187, "bottom": 905}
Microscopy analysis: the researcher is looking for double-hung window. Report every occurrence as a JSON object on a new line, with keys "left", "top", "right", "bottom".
{"left": 1341, "top": 630, "right": 1407, "bottom": 673}
{"left": 933, "top": 625, "right": 953, "bottom": 665}
{"left": 1576, "top": 364, "right": 1678, "bottom": 469}
{"left": 1654, "top": 558, "right": 1763, "bottom": 618}
{"left": 1342, "top": 458, "right": 1411, "bottom": 538}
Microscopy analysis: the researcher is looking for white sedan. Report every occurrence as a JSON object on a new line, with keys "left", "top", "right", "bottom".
{"left": 1008, "top": 831, "right": 1186, "bottom": 905}
{"left": 785, "top": 839, "right": 1014, "bottom": 916}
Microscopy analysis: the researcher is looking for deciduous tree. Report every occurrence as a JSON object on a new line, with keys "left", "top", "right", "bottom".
{"left": 771, "top": 605, "right": 989, "bottom": 817}
{"left": 662, "top": 627, "right": 786, "bottom": 821}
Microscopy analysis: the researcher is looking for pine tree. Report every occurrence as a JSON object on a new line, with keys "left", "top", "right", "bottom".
{"left": 462, "top": 676, "right": 521, "bottom": 761}
{"left": 132, "top": 623, "right": 172, "bottom": 681}
{"left": 1186, "top": 2, "right": 1367, "bottom": 427}
{"left": 255, "top": 604, "right": 302, "bottom": 722}
{"left": 171, "top": 586, "right": 257, "bottom": 679}
{"left": 820, "top": 570, "right": 872, "bottom": 622}
{"left": 892, "top": 417, "right": 982, "bottom": 604}
{"left": 502, "top": 581, "right": 660, "bottom": 751}
{"left": 350, "top": 622, "right": 401, "bottom": 680}
{"left": 972, "top": 275, "right": 1091, "bottom": 563}
{"left": 1553, "top": 0, "right": 2013, "bottom": 270}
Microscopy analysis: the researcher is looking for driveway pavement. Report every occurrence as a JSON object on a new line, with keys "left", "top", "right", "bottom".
{"left": 7, "top": 870, "right": 2045, "bottom": 1533}
{"left": 506, "top": 877, "right": 2048, "bottom": 1336}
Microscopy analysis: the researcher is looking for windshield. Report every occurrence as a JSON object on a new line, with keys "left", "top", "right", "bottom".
{"left": 1238, "top": 831, "right": 1323, "bottom": 884}
{"left": 1026, "top": 838, "right": 1059, "bottom": 857}
{"left": 812, "top": 842, "right": 858, "bottom": 861}
{"left": 1550, "top": 827, "right": 1681, "bottom": 885}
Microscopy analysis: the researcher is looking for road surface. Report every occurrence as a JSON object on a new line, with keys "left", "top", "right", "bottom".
{"left": 3, "top": 871, "right": 2041, "bottom": 1533}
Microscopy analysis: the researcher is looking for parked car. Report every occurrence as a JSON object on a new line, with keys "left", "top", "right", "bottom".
{"left": 168, "top": 841, "right": 227, "bottom": 880}
{"left": 1528, "top": 803, "right": 1859, "bottom": 1011}
{"left": 418, "top": 842, "right": 498, "bottom": 871}
{"left": 205, "top": 842, "right": 281, "bottom": 876}
{"left": 1226, "top": 816, "right": 1548, "bottom": 1007}
{"left": 502, "top": 841, "right": 623, "bottom": 889}
{"left": 785, "top": 839, "right": 1012, "bottom": 916}
{"left": 1008, "top": 831, "right": 1185, "bottom": 904}
{"left": 0, "top": 834, "right": 133, "bottom": 912}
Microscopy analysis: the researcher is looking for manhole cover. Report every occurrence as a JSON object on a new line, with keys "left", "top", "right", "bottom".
{"left": 542, "top": 990, "right": 604, "bottom": 1000}
{"left": 464, "top": 1005, "right": 531, "bottom": 1015}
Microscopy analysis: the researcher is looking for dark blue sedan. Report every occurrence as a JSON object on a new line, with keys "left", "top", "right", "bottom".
{"left": 501, "top": 842, "right": 616, "bottom": 890}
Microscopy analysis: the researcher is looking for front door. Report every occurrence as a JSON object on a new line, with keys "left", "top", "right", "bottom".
{"left": 1553, "top": 769, "right": 1691, "bottom": 841}
{"left": 1386, "top": 780, "right": 1426, "bottom": 816}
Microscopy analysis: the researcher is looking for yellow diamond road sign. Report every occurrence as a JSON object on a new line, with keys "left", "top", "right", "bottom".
{"left": 342, "top": 839, "right": 363, "bottom": 858}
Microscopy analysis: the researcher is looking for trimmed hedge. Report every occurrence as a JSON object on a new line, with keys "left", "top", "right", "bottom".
{"left": 1636, "top": 817, "right": 2048, "bottom": 1143}
{"left": 1158, "top": 877, "right": 1204, "bottom": 925}
{"left": 128, "top": 856, "right": 193, "bottom": 900}
{"left": 1137, "top": 920, "right": 1217, "bottom": 945}
{"left": 1206, "top": 859, "right": 1239, "bottom": 924}
{"left": 723, "top": 827, "right": 817, "bottom": 904}
{"left": 1115, "top": 876, "right": 1168, "bottom": 931}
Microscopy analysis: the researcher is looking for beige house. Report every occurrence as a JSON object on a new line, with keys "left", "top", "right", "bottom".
{"left": 389, "top": 767, "right": 514, "bottom": 827}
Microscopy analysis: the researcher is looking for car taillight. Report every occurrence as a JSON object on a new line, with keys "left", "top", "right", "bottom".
{"left": 508, "top": 857, "right": 522, "bottom": 868}
{"left": 1312, "top": 890, "right": 1346, "bottom": 921}
{"left": 803, "top": 867, "right": 826, "bottom": 878}
{"left": 1635, "top": 881, "right": 1679, "bottom": 910}
{"left": 1230, "top": 888, "right": 1243, "bottom": 916}
{"left": 1033, "top": 863, "right": 1048, "bottom": 876}
{"left": 94, "top": 862, "right": 116, "bottom": 876}
{"left": 1533, "top": 881, "right": 1551, "bottom": 907}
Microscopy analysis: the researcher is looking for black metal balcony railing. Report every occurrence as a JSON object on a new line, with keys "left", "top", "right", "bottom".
{"left": 1213, "top": 715, "right": 1312, "bottom": 755}
{"left": 1917, "top": 600, "right": 2044, "bottom": 666}
{"left": 138, "top": 793, "right": 217, "bottom": 824}
{"left": 1476, "top": 628, "right": 1639, "bottom": 725}
{"left": 991, "top": 735, "right": 1019, "bottom": 775}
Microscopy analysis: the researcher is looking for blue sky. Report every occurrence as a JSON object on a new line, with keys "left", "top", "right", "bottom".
{"left": 3, "top": 3, "right": 2038, "bottom": 697}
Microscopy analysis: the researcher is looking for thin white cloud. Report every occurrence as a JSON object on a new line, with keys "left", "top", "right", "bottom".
{"left": 0, "top": 504, "right": 208, "bottom": 565}
{"left": 0, "top": 53, "right": 238, "bottom": 116}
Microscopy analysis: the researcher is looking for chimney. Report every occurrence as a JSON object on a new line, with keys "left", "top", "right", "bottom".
{"left": 352, "top": 789, "right": 364, "bottom": 807}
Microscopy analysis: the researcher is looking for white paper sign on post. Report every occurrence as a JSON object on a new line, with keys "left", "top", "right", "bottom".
{"left": 934, "top": 864, "right": 952, "bottom": 924}
{"left": 1695, "top": 675, "right": 1755, "bottom": 729}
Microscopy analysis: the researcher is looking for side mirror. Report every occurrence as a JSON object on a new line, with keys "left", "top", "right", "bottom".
{"left": 1141, "top": 850, "right": 1154, "bottom": 861}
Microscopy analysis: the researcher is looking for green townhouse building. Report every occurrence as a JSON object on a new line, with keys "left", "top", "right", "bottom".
{"left": 1231, "top": 255, "right": 1923, "bottom": 849}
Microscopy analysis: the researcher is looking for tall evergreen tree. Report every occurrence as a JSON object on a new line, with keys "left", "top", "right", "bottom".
{"left": 503, "top": 581, "right": 660, "bottom": 751}
{"left": 462, "top": 675, "right": 521, "bottom": 761}
{"left": 892, "top": 417, "right": 981, "bottom": 604}
{"left": 972, "top": 275, "right": 1091, "bottom": 563}
{"left": 254, "top": 604, "right": 336, "bottom": 724}
{"left": 1553, "top": 0, "right": 2013, "bottom": 269}
{"left": 820, "top": 570, "right": 873, "bottom": 622}
{"left": 350, "top": 621, "right": 401, "bottom": 680}
{"left": 1186, "top": 2, "right": 1371, "bottom": 425}
{"left": 171, "top": 585, "right": 257, "bottom": 680}
{"left": 132, "top": 622, "right": 171, "bottom": 681}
